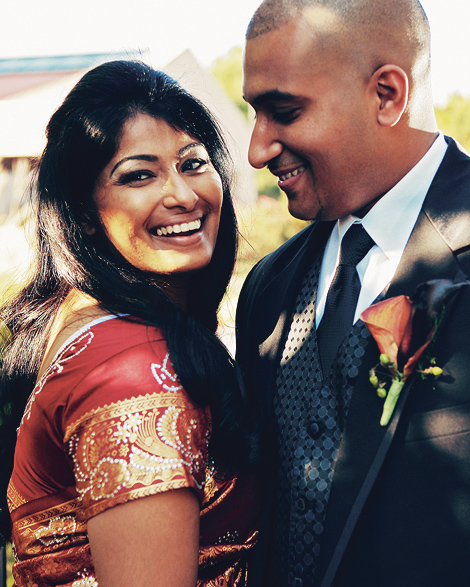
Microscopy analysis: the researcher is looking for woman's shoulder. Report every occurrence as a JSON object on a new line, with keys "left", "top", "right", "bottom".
{"left": 62, "top": 316, "right": 211, "bottom": 519}
{"left": 30, "top": 315, "right": 191, "bottom": 439}
{"left": 78, "top": 314, "right": 166, "bottom": 346}
{"left": 49, "top": 314, "right": 167, "bottom": 370}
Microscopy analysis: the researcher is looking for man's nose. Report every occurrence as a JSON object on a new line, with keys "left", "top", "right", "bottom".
{"left": 161, "top": 173, "right": 198, "bottom": 210}
{"left": 248, "top": 116, "right": 283, "bottom": 169}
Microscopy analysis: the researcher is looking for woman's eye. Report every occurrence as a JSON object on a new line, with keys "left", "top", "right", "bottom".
{"left": 118, "top": 170, "right": 154, "bottom": 185}
{"left": 182, "top": 158, "right": 208, "bottom": 172}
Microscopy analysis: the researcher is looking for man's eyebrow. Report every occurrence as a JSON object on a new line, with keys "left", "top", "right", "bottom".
{"left": 244, "top": 89, "right": 297, "bottom": 107}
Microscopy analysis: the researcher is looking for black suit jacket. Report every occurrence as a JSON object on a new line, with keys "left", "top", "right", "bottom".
{"left": 236, "top": 137, "right": 470, "bottom": 586}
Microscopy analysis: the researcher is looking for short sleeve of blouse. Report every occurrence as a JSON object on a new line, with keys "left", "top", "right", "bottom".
{"left": 61, "top": 324, "right": 210, "bottom": 521}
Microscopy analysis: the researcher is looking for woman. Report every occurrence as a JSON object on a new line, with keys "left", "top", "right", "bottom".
{"left": 0, "top": 60, "right": 260, "bottom": 586}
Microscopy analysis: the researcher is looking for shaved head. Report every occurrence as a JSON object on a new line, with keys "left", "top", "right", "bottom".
{"left": 247, "top": 0, "right": 429, "bottom": 41}
{"left": 247, "top": 0, "right": 431, "bottom": 85}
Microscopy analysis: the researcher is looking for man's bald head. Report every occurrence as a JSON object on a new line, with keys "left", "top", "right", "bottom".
{"left": 247, "top": 0, "right": 431, "bottom": 84}
{"left": 247, "top": 0, "right": 429, "bottom": 40}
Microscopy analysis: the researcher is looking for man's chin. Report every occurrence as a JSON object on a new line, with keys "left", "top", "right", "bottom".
{"left": 285, "top": 195, "right": 322, "bottom": 222}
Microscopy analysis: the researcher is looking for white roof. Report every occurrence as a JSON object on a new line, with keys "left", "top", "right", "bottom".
{"left": 0, "top": 50, "right": 257, "bottom": 204}
{"left": 0, "top": 70, "right": 87, "bottom": 158}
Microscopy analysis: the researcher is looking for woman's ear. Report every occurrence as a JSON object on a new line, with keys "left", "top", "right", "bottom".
{"left": 81, "top": 216, "right": 96, "bottom": 235}
{"left": 372, "top": 64, "right": 409, "bottom": 127}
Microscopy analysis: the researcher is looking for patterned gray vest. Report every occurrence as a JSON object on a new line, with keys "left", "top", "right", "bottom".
{"left": 271, "top": 251, "right": 372, "bottom": 587}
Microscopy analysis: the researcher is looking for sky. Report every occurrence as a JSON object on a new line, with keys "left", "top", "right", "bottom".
{"left": 1, "top": 0, "right": 469, "bottom": 106}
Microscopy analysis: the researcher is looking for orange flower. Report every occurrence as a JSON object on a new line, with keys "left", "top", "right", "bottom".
{"left": 361, "top": 295, "right": 434, "bottom": 378}
{"left": 360, "top": 279, "right": 467, "bottom": 426}
{"left": 361, "top": 294, "right": 437, "bottom": 426}
{"left": 361, "top": 295, "right": 412, "bottom": 368}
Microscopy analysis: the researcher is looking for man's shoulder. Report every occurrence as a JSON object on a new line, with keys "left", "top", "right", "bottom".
{"left": 236, "top": 222, "right": 318, "bottom": 346}
{"left": 440, "top": 136, "right": 470, "bottom": 180}
{"left": 423, "top": 137, "right": 470, "bottom": 251}
{"left": 246, "top": 221, "right": 316, "bottom": 283}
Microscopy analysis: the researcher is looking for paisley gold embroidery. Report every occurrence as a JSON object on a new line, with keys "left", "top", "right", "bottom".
{"left": 90, "top": 459, "right": 130, "bottom": 500}
{"left": 67, "top": 390, "right": 209, "bottom": 518}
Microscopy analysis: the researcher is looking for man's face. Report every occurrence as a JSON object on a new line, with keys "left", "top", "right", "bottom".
{"left": 243, "top": 16, "right": 380, "bottom": 221}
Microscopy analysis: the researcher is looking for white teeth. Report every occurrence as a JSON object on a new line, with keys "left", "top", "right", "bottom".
{"left": 154, "top": 218, "right": 201, "bottom": 236}
{"left": 279, "top": 165, "right": 306, "bottom": 182}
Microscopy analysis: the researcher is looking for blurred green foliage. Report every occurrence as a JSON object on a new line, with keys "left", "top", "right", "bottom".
{"left": 219, "top": 195, "right": 308, "bottom": 331}
{"left": 212, "top": 47, "right": 248, "bottom": 119}
{"left": 211, "top": 47, "right": 282, "bottom": 201}
{"left": 435, "top": 94, "right": 470, "bottom": 152}
{"left": 236, "top": 194, "right": 309, "bottom": 275}
{"left": 6, "top": 542, "right": 13, "bottom": 586}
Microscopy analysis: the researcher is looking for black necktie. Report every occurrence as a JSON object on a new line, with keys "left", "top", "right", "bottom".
{"left": 317, "top": 223, "right": 375, "bottom": 374}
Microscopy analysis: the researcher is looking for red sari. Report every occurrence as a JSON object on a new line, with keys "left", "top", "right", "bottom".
{"left": 8, "top": 316, "right": 260, "bottom": 586}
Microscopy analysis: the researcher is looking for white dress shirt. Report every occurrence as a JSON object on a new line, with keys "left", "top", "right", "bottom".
{"left": 316, "top": 132, "right": 448, "bottom": 328}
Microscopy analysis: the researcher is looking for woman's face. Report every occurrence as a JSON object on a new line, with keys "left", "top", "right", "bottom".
{"left": 92, "top": 113, "right": 223, "bottom": 285}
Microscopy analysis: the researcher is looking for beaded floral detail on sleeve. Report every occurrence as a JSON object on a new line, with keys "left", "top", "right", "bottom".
{"left": 20, "top": 330, "right": 94, "bottom": 430}
{"left": 65, "top": 352, "right": 210, "bottom": 520}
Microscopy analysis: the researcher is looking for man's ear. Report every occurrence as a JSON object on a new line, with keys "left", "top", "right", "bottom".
{"left": 372, "top": 64, "right": 409, "bottom": 127}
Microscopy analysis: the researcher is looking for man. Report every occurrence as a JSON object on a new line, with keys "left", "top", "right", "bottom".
{"left": 236, "top": 0, "right": 470, "bottom": 585}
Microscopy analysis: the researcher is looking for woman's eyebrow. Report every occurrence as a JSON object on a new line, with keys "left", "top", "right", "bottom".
{"left": 110, "top": 143, "right": 205, "bottom": 176}
{"left": 178, "top": 142, "right": 205, "bottom": 156}
{"left": 110, "top": 154, "right": 158, "bottom": 176}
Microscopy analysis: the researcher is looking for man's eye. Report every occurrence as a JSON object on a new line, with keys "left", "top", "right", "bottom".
{"left": 272, "top": 108, "right": 300, "bottom": 124}
{"left": 118, "top": 170, "right": 153, "bottom": 185}
{"left": 182, "top": 158, "right": 208, "bottom": 172}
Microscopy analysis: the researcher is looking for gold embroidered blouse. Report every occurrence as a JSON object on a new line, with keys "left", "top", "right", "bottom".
{"left": 8, "top": 316, "right": 260, "bottom": 586}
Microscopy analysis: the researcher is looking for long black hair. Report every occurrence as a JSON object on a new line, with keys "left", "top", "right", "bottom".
{"left": 0, "top": 60, "right": 255, "bottom": 534}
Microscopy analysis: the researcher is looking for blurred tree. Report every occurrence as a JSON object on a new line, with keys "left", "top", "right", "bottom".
{"left": 435, "top": 94, "right": 470, "bottom": 152}
{"left": 211, "top": 46, "right": 282, "bottom": 200}
{"left": 256, "top": 167, "right": 281, "bottom": 199}
{"left": 236, "top": 195, "right": 309, "bottom": 275}
{"left": 212, "top": 47, "right": 248, "bottom": 119}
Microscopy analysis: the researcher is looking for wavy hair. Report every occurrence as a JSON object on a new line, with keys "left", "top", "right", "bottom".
{"left": 0, "top": 60, "right": 255, "bottom": 535}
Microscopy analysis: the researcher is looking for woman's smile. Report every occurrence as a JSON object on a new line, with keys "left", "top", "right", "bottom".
{"left": 152, "top": 217, "right": 202, "bottom": 237}
{"left": 92, "top": 113, "right": 223, "bottom": 280}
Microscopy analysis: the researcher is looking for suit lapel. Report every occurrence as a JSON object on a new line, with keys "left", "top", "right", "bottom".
{"left": 253, "top": 221, "right": 334, "bottom": 420}
{"left": 317, "top": 137, "right": 470, "bottom": 584}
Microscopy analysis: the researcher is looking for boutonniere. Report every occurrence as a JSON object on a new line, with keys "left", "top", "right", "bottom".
{"left": 360, "top": 279, "right": 466, "bottom": 427}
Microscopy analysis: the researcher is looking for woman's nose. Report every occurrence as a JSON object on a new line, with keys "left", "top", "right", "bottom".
{"left": 161, "top": 174, "right": 198, "bottom": 210}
